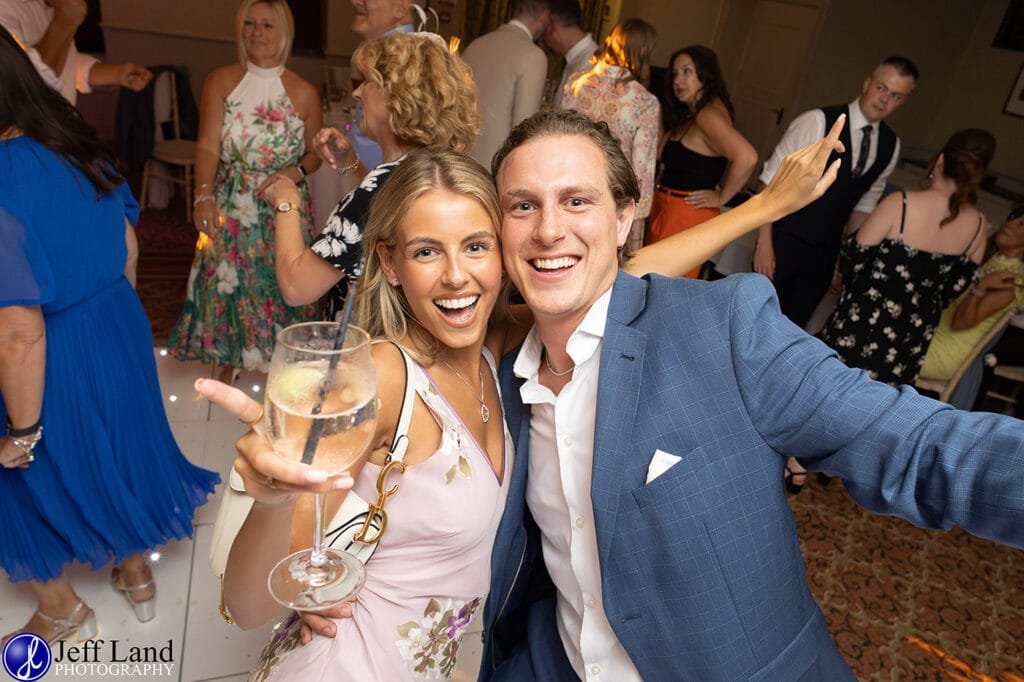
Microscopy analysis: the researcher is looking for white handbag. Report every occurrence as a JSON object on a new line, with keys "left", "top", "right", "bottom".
{"left": 209, "top": 346, "right": 416, "bottom": 621}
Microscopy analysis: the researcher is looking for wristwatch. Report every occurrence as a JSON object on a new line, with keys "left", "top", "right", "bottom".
{"left": 276, "top": 201, "right": 298, "bottom": 214}
{"left": 296, "top": 162, "right": 308, "bottom": 182}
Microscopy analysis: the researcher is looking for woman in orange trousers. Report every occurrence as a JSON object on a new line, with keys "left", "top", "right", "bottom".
{"left": 647, "top": 46, "right": 756, "bottom": 278}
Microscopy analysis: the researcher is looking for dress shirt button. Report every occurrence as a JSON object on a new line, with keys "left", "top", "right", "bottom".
{"left": 575, "top": 516, "right": 585, "bottom": 528}
{"left": 587, "top": 597, "right": 597, "bottom": 608}
{"left": 563, "top": 436, "right": 573, "bottom": 447}
{"left": 591, "top": 664, "right": 601, "bottom": 676}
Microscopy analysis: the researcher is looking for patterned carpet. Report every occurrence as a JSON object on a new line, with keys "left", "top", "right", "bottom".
{"left": 790, "top": 479, "right": 1023, "bottom": 681}
{"left": 135, "top": 205, "right": 196, "bottom": 345}
{"left": 132, "top": 209, "right": 1023, "bottom": 680}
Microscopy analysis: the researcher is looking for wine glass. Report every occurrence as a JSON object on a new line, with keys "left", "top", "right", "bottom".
{"left": 264, "top": 322, "right": 378, "bottom": 611}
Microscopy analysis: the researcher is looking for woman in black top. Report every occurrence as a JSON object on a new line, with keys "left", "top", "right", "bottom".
{"left": 647, "top": 45, "right": 756, "bottom": 277}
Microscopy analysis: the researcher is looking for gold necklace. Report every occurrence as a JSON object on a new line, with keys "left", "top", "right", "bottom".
{"left": 438, "top": 357, "right": 490, "bottom": 423}
{"left": 544, "top": 350, "right": 575, "bottom": 377}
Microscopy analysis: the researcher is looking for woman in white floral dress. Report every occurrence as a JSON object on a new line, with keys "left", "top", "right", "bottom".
{"left": 169, "top": 0, "right": 321, "bottom": 375}
{"left": 270, "top": 32, "right": 480, "bottom": 321}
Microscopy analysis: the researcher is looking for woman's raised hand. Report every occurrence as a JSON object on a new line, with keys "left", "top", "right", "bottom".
{"left": 761, "top": 114, "right": 846, "bottom": 219}
{"left": 193, "top": 378, "right": 353, "bottom": 503}
{"left": 313, "top": 127, "right": 356, "bottom": 169}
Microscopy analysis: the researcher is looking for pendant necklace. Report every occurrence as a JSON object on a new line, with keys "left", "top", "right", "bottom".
{"left": 439, "top": 357, "right": 490, "bottom": 423}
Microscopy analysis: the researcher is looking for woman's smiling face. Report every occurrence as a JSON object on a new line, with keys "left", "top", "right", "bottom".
{"left": 242, "top": 2, "right": 283, "bottom": 66}
{"left": 378, "top": 188, "right": 503, "bottom": 353}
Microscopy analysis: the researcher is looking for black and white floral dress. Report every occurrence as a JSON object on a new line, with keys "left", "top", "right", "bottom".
{"left": 821, "top": 191, "right": 980, "bottom": 385}
{"left": 311, "top": 156, "right": 406, "bottom": 319}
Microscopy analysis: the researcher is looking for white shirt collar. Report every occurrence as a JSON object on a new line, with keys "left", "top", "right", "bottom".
{"left": 507, "top": 19, "right": 534, "bottom": 41}
{"left": 514, "top": 286, "right": 613, "bottom": 384}
{"left": 564, "top": 34, "right": 596, "bottom": 68}
{"left": 848, "top": 98, "right": 877, "bottom": 134}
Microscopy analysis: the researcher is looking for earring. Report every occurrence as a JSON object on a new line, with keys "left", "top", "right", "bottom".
{"left": 388, "top": 278, "right": 400, "bottom": 286}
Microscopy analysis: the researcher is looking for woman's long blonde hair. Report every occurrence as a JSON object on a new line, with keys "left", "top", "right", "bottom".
{"left": 356, "top": 147, "right": 509, "bottom": 365}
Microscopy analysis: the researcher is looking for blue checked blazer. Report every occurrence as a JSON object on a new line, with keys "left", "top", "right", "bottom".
{"left": 480, "top": 272, "right": 1024, "bottom": 681}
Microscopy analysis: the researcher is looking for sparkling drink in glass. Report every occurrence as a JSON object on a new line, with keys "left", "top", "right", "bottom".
{"left": 264, "top": 322, "right": 378, "bottom": 611}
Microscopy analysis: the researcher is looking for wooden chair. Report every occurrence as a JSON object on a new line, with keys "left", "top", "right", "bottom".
{"left": 140, "top": 70, "right": 197, "bottom": 221}
{"left": 323, "top": 64, "right": 351, "bottom": 106}
{"left": 985, "top": 363, "right": 1024, "bottom": 412}
{"left": 915, "top": 306, "right": 1016, "bottom": 403}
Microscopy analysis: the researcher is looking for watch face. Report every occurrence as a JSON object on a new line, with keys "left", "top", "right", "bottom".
{"left": 277, "top": 202, "right": 295, "bottom": 213}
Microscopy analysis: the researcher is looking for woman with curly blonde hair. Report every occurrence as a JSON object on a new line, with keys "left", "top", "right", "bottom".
{"left": 268, "top": 31, "right": 480, "bottom": 320}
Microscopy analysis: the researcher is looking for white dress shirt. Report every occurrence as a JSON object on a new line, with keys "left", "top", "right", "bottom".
{"left": 553, "top": 33, "right": 598, "bottom": 110}
{"left": 0, "top": 0, "right": 97, "bottom": 103}
{"left": 759, "top": 99, "right": 900, "bottom": 214}
{"left": 514, "top": 287, "right": 642, "bottom": 682}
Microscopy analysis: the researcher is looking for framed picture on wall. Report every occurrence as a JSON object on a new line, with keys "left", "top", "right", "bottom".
{"left": 1005, "top": 64, "right": 1024, "bottom": 118}
{"left": 994, "top": 0, "right": 1024, "bottom": 51}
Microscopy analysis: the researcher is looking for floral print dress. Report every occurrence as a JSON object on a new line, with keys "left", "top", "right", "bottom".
{"left": 310, "top": 157, "right": 405, "bottom": 320}
{"left": 169, "top": 62, "right": 317, "bottom": 371}
{"left": 252, "top": 347, "right": 512, "bottom": 681}
{"left": 821, "top": 191, "right": 980, "bottom": 385}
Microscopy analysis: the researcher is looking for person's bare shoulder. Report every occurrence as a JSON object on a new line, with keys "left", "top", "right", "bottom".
{"left": 205, "top": 63, "right": 245, "bottom": 99}
{"left": 282, "top": 69, "right": 320, "bottom": 111}
{"left": 694, "top": 100, "right": 731, "bottom": 126}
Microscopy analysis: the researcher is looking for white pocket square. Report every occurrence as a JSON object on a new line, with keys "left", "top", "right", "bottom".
{"left": 646, "top": 449, "right": 683, "bottom": 484}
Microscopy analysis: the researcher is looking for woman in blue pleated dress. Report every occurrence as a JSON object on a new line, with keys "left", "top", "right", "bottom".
{"left": 0, "top": 26, "right": 219, "bottom": 644}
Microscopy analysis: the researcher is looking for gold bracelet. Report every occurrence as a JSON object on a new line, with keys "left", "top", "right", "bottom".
{"left": 336, "top": 159, "right": 360, "bottom": 177}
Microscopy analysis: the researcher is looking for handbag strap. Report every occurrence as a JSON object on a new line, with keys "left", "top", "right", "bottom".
{"left": 346, "top": 343, "right": 417, "bottom": 547}
{"left": 384, "top": 342, "right": 417, "bottom": 462}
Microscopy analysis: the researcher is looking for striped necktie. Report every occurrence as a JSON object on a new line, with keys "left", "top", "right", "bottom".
{"left": 852, "top": 124, "right": 873, "bottom": 177}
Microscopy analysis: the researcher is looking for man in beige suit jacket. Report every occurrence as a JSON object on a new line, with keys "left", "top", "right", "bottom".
{"left": 462, "top": 0, "right": 550, "bottom": 166}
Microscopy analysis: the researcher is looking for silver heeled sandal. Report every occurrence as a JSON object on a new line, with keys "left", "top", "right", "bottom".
{"left": 111, "top": 567, "right": 157, "bottom": 623}
{"left": 35, "top": 601, "right": 98, "bottom": 644}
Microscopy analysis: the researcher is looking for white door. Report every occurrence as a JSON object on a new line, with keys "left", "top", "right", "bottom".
{"left": 730, "top": 0, "right": 825, "bottom": 163}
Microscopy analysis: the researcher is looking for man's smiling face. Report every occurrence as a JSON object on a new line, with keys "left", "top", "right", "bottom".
{"left": 497, "top": 133, "right": 633, "bottom": 332}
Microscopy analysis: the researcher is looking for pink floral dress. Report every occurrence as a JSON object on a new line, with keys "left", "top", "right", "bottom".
{"left": 169, "top": 62, "right": 317, "bottom": 371}
{"left": 252, "top": 349, "right": 512, "bottom": 681}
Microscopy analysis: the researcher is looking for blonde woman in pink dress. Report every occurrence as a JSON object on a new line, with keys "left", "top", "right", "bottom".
{"left": 220, "top": 148, "right": 510, "bottom": 681}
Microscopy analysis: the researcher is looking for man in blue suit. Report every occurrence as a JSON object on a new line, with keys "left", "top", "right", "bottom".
{"left": 481, "top": 110, "right": 1024, "bottom": 681}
